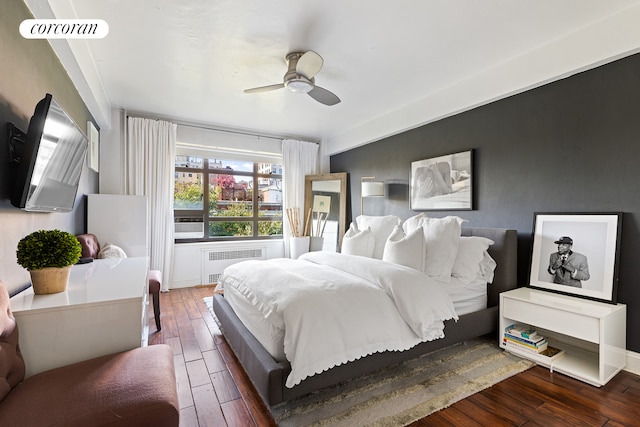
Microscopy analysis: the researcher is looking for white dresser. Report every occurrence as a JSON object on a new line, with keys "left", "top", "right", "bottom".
{"left": 10, "top": 257, "right": 149, "bottom": 378}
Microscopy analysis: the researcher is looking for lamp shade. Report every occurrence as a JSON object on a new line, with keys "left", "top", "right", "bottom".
{"left": 362, "top": 181, "right": 384, "bottom": 197}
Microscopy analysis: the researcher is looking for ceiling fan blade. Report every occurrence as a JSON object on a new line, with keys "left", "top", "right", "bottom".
{"left": 244, "top": 83, "right": 285, "bottom": 94}
{"left": 296, "top": 51, "right": 323, "bottom": 79}
{"left": 308, "top": 86, "right": 341, "bottom": 106}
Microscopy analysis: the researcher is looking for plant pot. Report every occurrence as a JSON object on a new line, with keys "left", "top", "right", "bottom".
{"left": 309, "top": 236, "right": 324, "bottom": 252}
{"left": 29, "top": 265, "right": 72, "bottom": 295}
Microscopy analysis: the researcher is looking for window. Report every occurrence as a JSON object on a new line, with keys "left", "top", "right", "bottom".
{"left": 174, "top": 156, "right": 283, "bottom": 242}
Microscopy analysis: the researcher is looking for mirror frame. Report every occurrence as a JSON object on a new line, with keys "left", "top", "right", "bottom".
{"left": 304, "top": 172, "right": 348, "bottom": 251}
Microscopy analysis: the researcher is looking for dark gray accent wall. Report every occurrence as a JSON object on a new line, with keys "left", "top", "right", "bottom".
{"left": 331, "top": 52, "right": 640, "bottom": 353}
{"left": 0, "top": 1, "right": 98, "bottom": 294}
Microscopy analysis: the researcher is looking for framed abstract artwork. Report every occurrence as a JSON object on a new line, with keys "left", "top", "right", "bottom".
{"left": 410, "top": 150, "right": 472, "bottom": 210}
{"left": 87, "top": 121, "right": 99, "bottom": 172}
{"left": 528, "top": 212, "right": 623, "bottom": 304}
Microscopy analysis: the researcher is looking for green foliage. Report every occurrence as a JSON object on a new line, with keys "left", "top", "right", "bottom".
{"left": 174, "top": 181, "right": 204, "bottom": 209}
{"left": 16, "top": 229, "right": 82, "bottom": 270}
{"left": 210, "top": 221, "right": 253, "bottom": 237}
{"left": 259, "top": 220, "right": 283, "bottom": 236}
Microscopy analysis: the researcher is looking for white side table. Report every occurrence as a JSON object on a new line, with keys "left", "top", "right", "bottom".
{"left": 10, "top": 257, "right": 149, "bottom": 378}
{"left": 499, "top": 287, "right": 626, "bottom": 386}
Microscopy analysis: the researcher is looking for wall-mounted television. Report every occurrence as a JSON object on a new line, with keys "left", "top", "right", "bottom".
{"left": 11, "top": 93, "right": 88, "bottom": 212}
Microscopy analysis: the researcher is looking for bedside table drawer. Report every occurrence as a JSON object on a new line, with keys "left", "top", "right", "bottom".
{"left": 503, "top": 298, "right": 599, "bottom": 343}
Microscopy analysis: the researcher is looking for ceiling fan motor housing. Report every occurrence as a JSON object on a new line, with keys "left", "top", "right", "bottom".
{"left": 284, "top": 52, "right": 315, "bottom": 93}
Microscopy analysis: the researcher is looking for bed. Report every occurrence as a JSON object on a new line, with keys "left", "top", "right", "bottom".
{"left": 211, "top": 224, "right": 517, "bottom": 406}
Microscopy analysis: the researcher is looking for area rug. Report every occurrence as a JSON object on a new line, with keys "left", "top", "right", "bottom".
{"left": 204, "top": 296, "right": 535, "bottom": 427}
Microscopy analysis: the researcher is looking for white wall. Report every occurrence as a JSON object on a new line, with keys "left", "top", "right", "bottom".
{"left": 99, "top": 108, "right": 125, "bottom": 194}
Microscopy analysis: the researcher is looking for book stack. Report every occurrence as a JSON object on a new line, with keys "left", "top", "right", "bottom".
{"left": 503, "top": 324, "right": 548, "bottom": 354}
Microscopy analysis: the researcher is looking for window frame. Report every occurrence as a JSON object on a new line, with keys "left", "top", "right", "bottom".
{"left": 174, "top": 157, "right": 283, "bottom": 243}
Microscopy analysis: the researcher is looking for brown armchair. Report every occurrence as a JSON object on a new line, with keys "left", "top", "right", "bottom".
{"left": 0, "top": 280, "right": 179, "bottom": 426}
{"left": 76, "top": 233, "right": 163, "bottom": 331}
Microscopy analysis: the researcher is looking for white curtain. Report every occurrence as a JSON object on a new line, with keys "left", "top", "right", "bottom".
{"left": 282, "top": 139, "right": 319, "bottom": 257}
{"left": 126, "top": 117, "right": 177, "bottom": 291}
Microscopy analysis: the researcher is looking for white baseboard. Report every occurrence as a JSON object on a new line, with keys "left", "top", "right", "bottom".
{"left": 625, "top": 349, "right": 640, "bottom": 376}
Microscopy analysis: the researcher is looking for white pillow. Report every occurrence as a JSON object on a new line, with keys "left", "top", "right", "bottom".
{"left": 402, "top": 213, "right": 427, "bottom": 235}
{"left": 341, "top": 222, "right": 375, "bottom": 258}
{"left": 382, "top": 226, "right": 425, "bottom": 271}
{"left": 97, "top": 243, "right": 128, "bottom": 259}
{"left": 479, "top": 251, "right": 497, "bottom": 284}
{"left": 420, "top": 216, "right": 466, "bottom": 282}
{"left": 451, "top": 236, "right": 494, "bottom": 284}
{"left": 356, "top": 215, "right": 402, "bottom": 259}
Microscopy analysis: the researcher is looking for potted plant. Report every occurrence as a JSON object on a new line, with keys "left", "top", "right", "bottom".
{"left": 16, "top": 229, "right": 82, "bottom": 295}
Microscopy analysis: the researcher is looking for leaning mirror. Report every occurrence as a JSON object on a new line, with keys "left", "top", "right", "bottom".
{"left": 304, "top": 173, "right": 347, "bottom": 252}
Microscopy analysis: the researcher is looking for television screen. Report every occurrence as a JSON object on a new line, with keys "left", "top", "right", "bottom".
{"left": 11, "top": 94, "right": 88, "bottom": 212}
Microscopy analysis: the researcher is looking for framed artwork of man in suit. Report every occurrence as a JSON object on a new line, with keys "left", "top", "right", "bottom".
{"left": 528, "top": 212, "right": 622, "bottom": 304}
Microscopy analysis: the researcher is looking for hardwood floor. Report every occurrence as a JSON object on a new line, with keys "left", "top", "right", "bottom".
{"left": 149, "top": 286, "right": 640, "bottom": 426}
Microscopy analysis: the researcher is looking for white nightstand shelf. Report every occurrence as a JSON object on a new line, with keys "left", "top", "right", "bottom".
{"left": 499, "top": 287, "right": 626, "bottom": 387}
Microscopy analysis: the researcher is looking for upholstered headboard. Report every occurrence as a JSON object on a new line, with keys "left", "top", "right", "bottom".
{"left": 461, "top": 227, "right": 518, "bottom": 307}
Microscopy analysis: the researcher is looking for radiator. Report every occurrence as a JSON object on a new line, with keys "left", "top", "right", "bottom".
{"left": 201, "top": 247, "right": 266, "bottom": 285}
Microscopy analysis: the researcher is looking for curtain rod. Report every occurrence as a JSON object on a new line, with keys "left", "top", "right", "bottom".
{"left": 123, "top": 108, "right": 318, "bottom": 145}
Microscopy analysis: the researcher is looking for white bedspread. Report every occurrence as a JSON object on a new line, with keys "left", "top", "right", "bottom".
{"left": 219, "top": 251, "right": 458, "bottom": 387}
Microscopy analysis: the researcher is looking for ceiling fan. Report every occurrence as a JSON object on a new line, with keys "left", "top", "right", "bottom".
{"left": 244, "top": 51, "right": 341, "bottom": 106}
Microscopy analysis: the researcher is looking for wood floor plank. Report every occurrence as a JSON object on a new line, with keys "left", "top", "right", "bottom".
{"left": 174, "top": 354, "right": 195, "bottom": 409}
{"left": 202, "top": 348, "right": 227, "bottom": 374}
{"left": 164, "top": 336, "right": 183, "bottom": 356}
{"left": 183, "top": 290, "right": 204, "bottom": 321}
{"left": 154, "top": 287, "right": 640, "bottom": 427}
{"left": 435, "top": 406, "right": 483, "bottom": 427}
{"left": 191, "top": 317, "right": 216, "bottom": 352}
{"left": 211, "top": 370, "right": 242, "bottom": 404}
{"left": 463, "top": 391, "right": 529, "bottom": 426}
{"left": 225, "top": 360, "right": 277, "bottom": 427}
{"left": 578, "top": 385, "right": 640, "bottom": 425}
{"left": 517, "top": 370, "right": 611, "bottom": 424}
{"left": 179, "top": 325, "right": 205, "bottom": 362}
{"left": 178, "top": 406, "right": 198, "bottom": 427}
{"left": 221, "top": 398, "right": 256, "bottom": 427}
{"left": 533, "top": 401, "right": 605, "bottom": 427}
{"left": 191, "top": 383, "right": 226, "bottom": 427}
{"left": 186, "top": 358, "right": 212, "bottom": 388}
{"left": 477, "top": 380, "right": 555, "bottom": 421}
{"left": 451, "top": 399, "right": 526, "bottom": 427}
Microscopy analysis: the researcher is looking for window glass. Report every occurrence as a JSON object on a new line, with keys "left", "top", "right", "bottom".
{"left": 209, "top": 158, "right": 253, "bottom": 172}
{"left": 258, "top": 221, "right": 283, "bottom": 237}
{"left": 209, "top": 221, "right": 253, "bottom": 237}
{"left": 258, "top": 177, "right": 282, "bottom": 218}
{"left": 174, "top": 154, "right": 283, "bottom": 242}
{"left": 257, "top": 163, "right": 283, "bottom": 175}
{"left": 209, "top": 174, "right": 253, "bottom": 216}
{"left": 175, "top": 155, "right": 203, "bottom": 169}
{"left": 174, "top": 172, "right": 203, "bottom": 209}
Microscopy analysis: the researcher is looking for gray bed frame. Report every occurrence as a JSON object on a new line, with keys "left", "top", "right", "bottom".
{"left": 212, "top": 227, "right": 517, "bottom": 406}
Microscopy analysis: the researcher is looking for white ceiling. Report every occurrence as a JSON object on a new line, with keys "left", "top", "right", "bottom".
{"left": 26, "top": 0, "right": 640, "bottom": 155}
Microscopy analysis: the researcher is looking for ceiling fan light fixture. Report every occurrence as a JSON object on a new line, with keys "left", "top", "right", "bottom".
{"left": 244, "top": 50, "right": 340, "bottom": 105}
{"left": 285, "top": 77, "right": 314, "bottom": 93}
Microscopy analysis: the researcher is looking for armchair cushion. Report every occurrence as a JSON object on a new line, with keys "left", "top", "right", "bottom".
{"left": 0, "top": 345, "right": 179, "bottom": 427}
{"left": 0, "top": 280, "right": 26, "bottom": 403}
{"left": 76, "top": 234, "right": 101, "bottom": 259}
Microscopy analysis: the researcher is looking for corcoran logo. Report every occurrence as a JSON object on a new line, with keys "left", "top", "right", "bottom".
{"left": 20, "top": 19, "right": 109, "bottom": 39}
